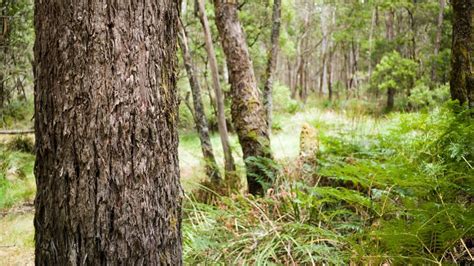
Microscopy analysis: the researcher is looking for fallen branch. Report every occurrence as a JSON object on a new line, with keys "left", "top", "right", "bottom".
{"left": 0, "top": 129, "right": 34, "bottom": 135}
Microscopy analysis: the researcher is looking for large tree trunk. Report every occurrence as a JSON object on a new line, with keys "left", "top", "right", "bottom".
{"left": 34, "top": 1, "right": 182, "bottom": 264}
{"left": 197, "top": 0, "right": 236, "bottom": 176}
{"left": 431, "top": 0, "right": 446, "bottom": 82}
{"left": 178, "top": 22, "right": 221, "bottom": 183}
{"left": 450, "top": 0, "right": 473, "bottom": 108}
{"left": 213, "top": 0, "right": 273, "bottom": 195}
{"left": 262, "top": 0, "right": 281, "bottom": 134}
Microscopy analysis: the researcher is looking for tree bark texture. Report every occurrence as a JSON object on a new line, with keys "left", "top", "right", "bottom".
{"left": 178, "top": 22, "right": 221, "bottom": 183}
{"left": 262, "top": 0, "right": 281, "bottom": 133}
{"left": 197, "top": 0, "right": 236, "bottom": 175}
{"left": 213, "top": 0, "right": 273, "bottom": 195}
{"left": 34, "top": 1, "right": 182, "bottom": 264}
{"left": 450, "top": 0, "right": 473, "bottom": 108}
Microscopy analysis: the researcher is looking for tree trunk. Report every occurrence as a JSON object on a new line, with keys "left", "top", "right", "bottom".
{"left": 327, "top": 48, "right": 333, "bottom": 101}
{"left": 262, "top": 0, "right": 281, "bottom": 134}
{"left": 431, "top": 0, "right": 446, "bottom": 82}
{"left": 213, "top": 0, "right": 273, "bottom": 195}
{"left": 34, "top": 1, "right": 182, "bottom": 264}
{"left": 368, "top": 7, "right": 377, "bottom": 82}
{"left": 178, "top": 22, "right": 221, "bottom": 183}
{"left": 387, "top": 87, "right": 395, "bottom": 111}
{"left": 450, "top": 0, "right": 473, "bottom": 108}
{"left": 385, "top": 9, "right": 396, "bottom": 110}
{"left": 197, "top": 0, "right": 236, "bottom": 176}
{"left": 0, "top": 73, "right": 4, "bottom": 109}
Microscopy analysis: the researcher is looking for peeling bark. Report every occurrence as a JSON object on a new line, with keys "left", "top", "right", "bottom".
{"left": 34, "top": 1, "right": 182, "bottom": 264}
{"left": 213, "top": 0, "right": 273, "bottom": 195}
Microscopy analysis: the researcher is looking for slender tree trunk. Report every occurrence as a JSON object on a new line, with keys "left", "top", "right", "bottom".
{"left": 450, "top": 0, "right": 473, "bottom": 108}
{"left": 385, "top": 9, "right": 396, "bottom": 110}
{"left": 327, "top": 48, "right": 333, "bottom": 101}
{"left": 407, "top": 6, "right": 417, "bottom": 61}
{"left": 262, "top": 0, "right": 281, "bottom": 134}
{"left": 34, "top": 1, "right": 182, "bottom": 264}
{"left": 387, "top": 87, "right": 395, "bottom": 111}
{"left": 368, "top": 7, "right": 377, "bottom": 82}
{"left": 213, "top": 0, "right": 273, "bottom": 195}
{"left": 178, "top": 22, "right": 221, "bottom": 183}
{"left": 0, "top": 73, "right": 4, "bottom": 109}
{"left": 0, "top": 2, "right": 8, "bottom": 109}
{"left": 320, "top": 5, "right": 330, "bottom": 96}
{"left": 431, "top": 0, "right": 446, "bottom": 82}
{"left": 197, "top": 0, "right": 236, "bottom": 175}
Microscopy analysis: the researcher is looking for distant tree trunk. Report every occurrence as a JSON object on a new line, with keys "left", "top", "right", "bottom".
{"left": 0, "top": 73, "right": 4, "bottom": 109}
{"left": 387, "top": 87, "right": 395, "bottom": 111}
{"left": 450, "top": 0, "right": 473, "bottom": 108}
{"left": 288, "top": 58, "right": 297, "bottom": 99}
{"left": 178, "top": 23, "right": 221, "bottom": 183}
{"left": 0, "top": 2, "right": 8, "bottom": 109}
{"left": 386, "top": 9, "right": 396, "bottom": 110}
{"left": 406, "top": 6, "right": 417, "bottom": 61}
{"left": 368, "top": 7, "right": 377, "bottom": 82}
{"left": 431, "top": 0, "right": 446, "bottom": 82}
{"left": 34, "top": 1, "right": 182, "bottom": 264}
{"left": 213, "top": 0, "right": 273, "bottom": 195}
{"left": 197, "top": 0, "right": 236, "bottom": 176}
{"left": 320, "top": 5, "right": 330, "bottom": 96}
{"left": 327, "top": 48, "right": 334, "bottom": 101}
{"left": 262, "top": 0, "right": 281, "bottom": 133}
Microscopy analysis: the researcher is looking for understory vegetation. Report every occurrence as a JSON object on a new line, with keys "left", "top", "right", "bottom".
{"left": 1, "top": 0, "right": 473, "bottom": 264}
{"left": 1, "top": 90, "right": 473, "bottom": 265}
{"left": 183, "top": 102, "right": 473, "bottom": 265}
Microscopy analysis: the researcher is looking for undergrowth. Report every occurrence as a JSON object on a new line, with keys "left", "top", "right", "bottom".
{"left": 0, "top": 143, "right": 36, "bottom": 209}
{"left": 183, "top": 103, "right": 474, "bottom": 265}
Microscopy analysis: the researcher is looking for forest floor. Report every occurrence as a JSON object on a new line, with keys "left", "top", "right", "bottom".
{"left": 1, "top": 105, "right": 349, "bottom": 264}
{"left": 3, "top": 104, "right": 470, "bottom": 264}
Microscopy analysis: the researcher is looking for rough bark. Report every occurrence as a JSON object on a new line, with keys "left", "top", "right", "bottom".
{"left": 431, "top": 0, "right": 446, "bottom": 82}
{"left": 450, "top": 0, "right": 473, "bottom": 108}
{"left": 196, "top": 0, "right": 236, "bottom": 175}
{"left": 262, "top": 0, "right": 281, "bottom": 134}
{"left": 178, "top": 22, "right": 221, "bottom": 183}
{"left": 213, "top": 0, "right": 273, "bottom": 195}
{"left": 34, "top": 1, "right": 182, "bottom": 264}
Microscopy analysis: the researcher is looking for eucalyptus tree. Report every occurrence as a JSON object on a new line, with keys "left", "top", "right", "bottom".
{"left": 34, "top": 1, "right": 182, "bottom": 264}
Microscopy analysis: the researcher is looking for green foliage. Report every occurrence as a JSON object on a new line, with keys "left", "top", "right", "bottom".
{"left": 408, "top": 82, "right": 450, "bottom": 109}
{"left": 0, "top": 145, "right": 35, "bottom": 209}
{"left": 184, "top": 105, "right": 474, "bottom": 264}
{"left": 0, "top": 98, "right": 33, "bottom": 128}
{"left": 6, "top": 136, "right": 34, "bottom": 154}
{"left": 371, "top": 51, "right": 418, "bottom": 95}
{"left": 0, "top": 0, "right": 34, "bottom": 107}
